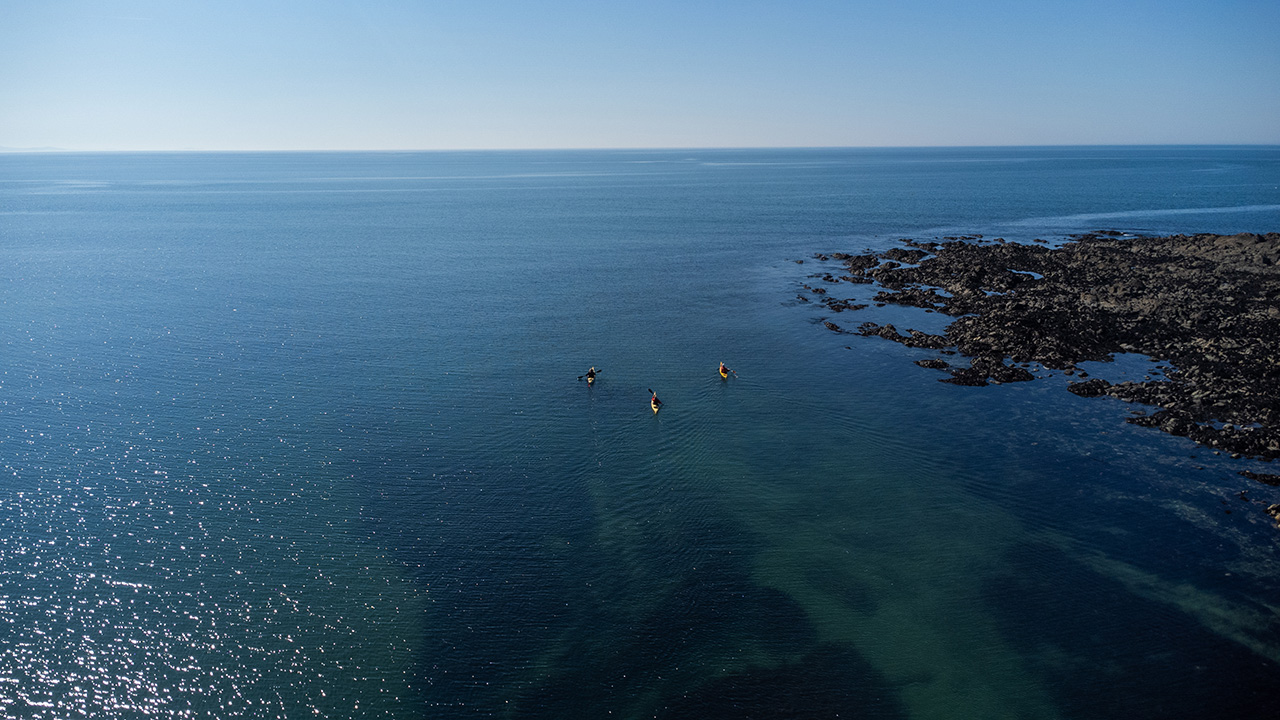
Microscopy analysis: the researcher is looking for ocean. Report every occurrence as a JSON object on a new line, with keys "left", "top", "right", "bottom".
{"left": 2, "top": 146, "right": 1278, "bottom": 719}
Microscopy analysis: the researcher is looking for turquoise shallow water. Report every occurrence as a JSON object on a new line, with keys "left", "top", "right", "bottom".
{"left": 2, "top": 147, "right": 1280, "bottom": 719}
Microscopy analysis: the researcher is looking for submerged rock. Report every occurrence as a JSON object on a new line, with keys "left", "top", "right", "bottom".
{"left": 1240, "top": 471, "right": 1280, "bottom": 487}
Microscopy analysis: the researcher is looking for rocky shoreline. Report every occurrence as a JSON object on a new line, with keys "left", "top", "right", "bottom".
{"left": 802, "top": 232, "right": 1280, "bottom": 473}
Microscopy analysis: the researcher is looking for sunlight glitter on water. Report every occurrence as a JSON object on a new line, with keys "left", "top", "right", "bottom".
{"left": 0, "top": 417, "right": 425, "bottom": 719}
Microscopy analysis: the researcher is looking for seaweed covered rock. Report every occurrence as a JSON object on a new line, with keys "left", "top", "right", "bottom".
{"left": 812, "top": 232, "right": 1280, "bottom": 459}
{"left": 1068, "top": 378, "right": 1113, "bottom": 398}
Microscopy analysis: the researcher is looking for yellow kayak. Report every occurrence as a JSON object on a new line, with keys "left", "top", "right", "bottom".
{"left": 719, "top": 367, "right": 728, "bottom": 379}
{"left": 651, "top": 398, "right": 661, "bottom": 413}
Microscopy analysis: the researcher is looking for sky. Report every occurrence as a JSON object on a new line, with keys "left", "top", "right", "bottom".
{"left": 1, "top": 0, "right": 1278, "bottom": 151}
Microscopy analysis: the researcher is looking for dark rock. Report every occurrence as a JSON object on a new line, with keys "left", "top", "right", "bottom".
{"left": 915, "top": 358, "right": 951, "bottom": 370}
{"left": 874, "top": 323, "right": 904, "bottom": 341}
{"left": 881, "top": 247, "right": 929, "bottom": 264}
{"left": 1240, "top": 470, "right": 1280, "bottom": 487}
{"left": 821, "top": 296, "right": 869, "bottom": 313}
{"left": 824, "top": 293, "right": 857, "bottom": 309}
{"left": 991, "top": 364, "right": 1035, "bottom": 384}
{"left": 874, "top": 287, "right": 950, "bottom": 310}
{"left": 951, "top": 355, "right": 1036, "bottom": 385}
{"left": 840, "top": 255, "right": 877, "bottom": 272}
{"left": 811, "top": 231, "right": 1280, "bottom": 460}
{"left": 904, "top": 330, "right": 950, "bottom": 349}
{"left": 855, "top": 322, "right": 900, "bottom": 341}
{"left": 942, "top": 367, "right": 989, "bottom": 386}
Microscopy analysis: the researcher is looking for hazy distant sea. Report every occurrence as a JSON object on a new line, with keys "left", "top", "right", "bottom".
{"left": 2, "top": 147, "right": 1279, "bottom": 719}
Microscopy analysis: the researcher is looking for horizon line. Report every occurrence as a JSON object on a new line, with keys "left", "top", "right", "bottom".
{"left": 3, "top": 143, "right": 1279, "bottom": 155}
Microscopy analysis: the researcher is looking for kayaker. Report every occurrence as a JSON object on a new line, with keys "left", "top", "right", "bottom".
{"left": 650, "top": 391, "right": 662, "bottom": 408}
{"left": 585, "top": 367, "right": 597, "bottom": 382}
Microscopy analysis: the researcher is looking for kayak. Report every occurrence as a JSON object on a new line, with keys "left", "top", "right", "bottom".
{"left": 587, "top": 374, "right": 595, "bottom": 385}
{"left": 719, "top": 367, "right": 728, "bottom": 379}
{"left": 651, "top": 399, "right": 661, "bottom": 414}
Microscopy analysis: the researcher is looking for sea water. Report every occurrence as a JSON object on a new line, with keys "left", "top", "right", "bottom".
{"left": 2, "top": 147, "right": 1279, "bottom": 719}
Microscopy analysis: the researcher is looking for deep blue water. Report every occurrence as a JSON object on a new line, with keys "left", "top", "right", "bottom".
{"left": 2, "top": 147, "right": 1279, "bottom": 719}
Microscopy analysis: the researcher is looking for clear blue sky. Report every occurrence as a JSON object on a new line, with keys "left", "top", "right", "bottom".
{"left": 2, "top": 0, "right": 1277, "bottom": 150}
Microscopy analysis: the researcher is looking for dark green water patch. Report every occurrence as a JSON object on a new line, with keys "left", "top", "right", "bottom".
{"left": 510, "top": 584, "right": 824, "bottom": 718}
{"left": 655, "top": 643, "right": 906, "bottom": 720}
{"left": 983, "top": 541, "right": 1278, "bottom": 720}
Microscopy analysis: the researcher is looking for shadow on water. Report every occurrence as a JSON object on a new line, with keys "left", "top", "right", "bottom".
{"left": 985, "top": 541, "right": 1278, "bottom": 720}
{"left": 364, "top": 439, "right": 906, "bottom": 719}
{"left": 511, "top": 586, "right": 906, "bottom": 720}
{"left": 653, "top": 643, "right": 905, "bottom": 720}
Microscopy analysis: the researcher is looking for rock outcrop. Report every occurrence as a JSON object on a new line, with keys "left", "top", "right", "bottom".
{"left": 802, "top": 232, "right": 1280, "bottom": 460}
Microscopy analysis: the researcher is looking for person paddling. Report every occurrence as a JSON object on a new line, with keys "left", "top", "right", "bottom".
{"left": 719, "top": 361, "right": 736, "bottom": 378}
{"left": 649, "top": 389, "right": 662, "bottom": 413}
{"left": 584, "top": 366, "right": 598, "bottom": 384}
